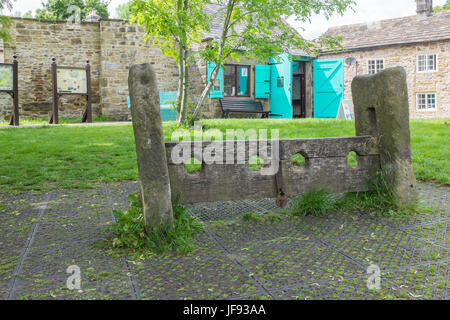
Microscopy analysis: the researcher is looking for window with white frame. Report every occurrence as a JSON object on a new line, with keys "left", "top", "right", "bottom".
{"left": 367, "top": 59, "right": 384, "bottom": 75}
{"left": 417, "top": 54, "right": 437, "bottom": 72}
{"left": 416, "top": 93, "right": 436, "bottom": 111}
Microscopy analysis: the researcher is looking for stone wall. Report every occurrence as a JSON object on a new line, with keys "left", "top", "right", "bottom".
{"left": 319, "top": 40, "right": 450, "bottom": 119}
{"left": 0, "top": 18, "right": 216, "bottom": 121}
{"left": 165, "top": 136, "right": 380, "bottom": 203}
{"left": 99, "top": 20, "right": 179, "bottom": 120}
{"left": 1, "top": 18, "right": 102, "bottom": 120}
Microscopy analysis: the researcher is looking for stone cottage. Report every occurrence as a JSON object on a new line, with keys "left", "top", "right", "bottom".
{"left": 318, "top": 0, "right": 450, "bottom": 119}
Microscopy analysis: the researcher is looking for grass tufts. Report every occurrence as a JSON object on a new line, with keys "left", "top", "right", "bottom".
{"left": 289, "top": 190, "right": 340, "bottom": 217}
{"left": 185, "top": 158, "right": 202, "bottom": 174}
{"left": 289, "top": 172, "right": 430, "bottom": 218}
{"left": 242, "top": 212, "right": 284, "bottom": 223}
{"left": 249, "top": 156, "right": 264, "bottom": 171}
{"left": 337, "top": 172, "right": 426, "bottom": 217}
{"left": 103, "top": 194, "right": 204, "bottom": 255}
{"left": 292, "top": 153, "right": 306, "bottom": 168}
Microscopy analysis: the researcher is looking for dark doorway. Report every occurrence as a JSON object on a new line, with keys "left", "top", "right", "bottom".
{"left": 292, "top": 61, "right": 306, "bottom": 118}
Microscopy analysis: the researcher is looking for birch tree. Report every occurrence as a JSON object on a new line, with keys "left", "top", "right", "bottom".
{"left": 131, "top": 0, "right": 210, "bottom": 126}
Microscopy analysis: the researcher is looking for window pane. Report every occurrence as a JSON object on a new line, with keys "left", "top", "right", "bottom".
{"left": 223, "top": 65, "right": 236, "bottom": 97}
{"left": 418, "top": 93, "right": 436, "bottom": 110}
{"left": 417, "top": 94, "right": 426, "bottom": 110}
{"left": 238, "top": 66, "right": 249, "bottom": 96}
{"left": 368, "top": 60, "right": 376, "bottom": 74}
{"left": 427, "top": 54, "right": 437, "bottom": 71}
{"left": 427, "top": 94, "right": 436, "bottom": 109}
{"left": 418, "top": 55, "right": 426, "bottom": 72}
{"left": 377, "top": 59, "right": 384, "bottom": 71}
{"left": 277, "top": 76, "right": 284, "bottom": 88}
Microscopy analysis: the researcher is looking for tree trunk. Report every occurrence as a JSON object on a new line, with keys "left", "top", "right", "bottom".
{"left": 177, "top": 46, "right": 190, "bottom": 126}
{"left": 191, "top": 65, "right": 219, "bottom": 122}
{"left": 128, "top": 63, "right": 174, "bottom": 231}
{"left": 176, "top": 48, "right": 184, "bottom": 119}
{"left": 176, "top": 47, "right": 186, "bottom": 125}
{"left": 190, "top": 1, "right": 234, "bottom": 122}
{"left": 179, "top": 0, "right": 191, "bottom": 124}
{"left": 176, "top": 0, "right": 186, "bottom": 126}
{"left": 181, "top": 47, "right": 190, "bottom": 122}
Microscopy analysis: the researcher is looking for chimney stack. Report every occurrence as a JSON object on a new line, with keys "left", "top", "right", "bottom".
{"left": 416, "top": 0, "right": 433, "bottom": 15}
{"left": 85, "top": 9, "right": 101, "bottom": 22}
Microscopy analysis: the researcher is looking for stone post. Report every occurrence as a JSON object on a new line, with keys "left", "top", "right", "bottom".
{"left": 128, "top": 64, "right": 174, "bottom": 230}
{"left": 352, "top": 67, "right": 417, "bottom": 204}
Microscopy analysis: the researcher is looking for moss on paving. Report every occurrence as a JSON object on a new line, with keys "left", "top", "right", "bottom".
{"left": 0, "top": 182, "right": 448, "bottom": 300}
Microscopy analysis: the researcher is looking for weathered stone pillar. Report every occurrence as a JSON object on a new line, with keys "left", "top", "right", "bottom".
{"left": 128, "top": 64, "right": 174, "bottom": 229}
{"left": 352, "top": 67, "right": 417, "bottom": 204}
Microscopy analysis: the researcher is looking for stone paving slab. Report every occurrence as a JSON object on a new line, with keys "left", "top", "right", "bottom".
{"left": 0, "top": 182, "right": 448, "bottom": 300}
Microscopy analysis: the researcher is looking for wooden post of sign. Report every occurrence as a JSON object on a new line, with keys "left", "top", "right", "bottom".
{"left": 82, "top": 60, "right": 92, "bottom": 123}
{"left": 50, "top": 58, "right": 59, "bottom": 124}
{"left": 8, "top": 55, "right": 19, "bottom": 126}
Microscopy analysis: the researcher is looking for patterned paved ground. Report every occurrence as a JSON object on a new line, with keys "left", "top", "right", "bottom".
{"left": 0, "top": 182, "right": 448, "bottom": 300}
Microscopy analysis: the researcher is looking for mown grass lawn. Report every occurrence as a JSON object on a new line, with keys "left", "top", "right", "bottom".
{"left": 0, "top": 118, "right": 448, "bottom": 192}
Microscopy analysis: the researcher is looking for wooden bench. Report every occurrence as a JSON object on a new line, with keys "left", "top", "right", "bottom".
{"left": 220, "top": 99, "right": 272, "bottom": 119}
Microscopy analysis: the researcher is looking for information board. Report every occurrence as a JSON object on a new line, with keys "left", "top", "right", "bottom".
{"left": 0, "top": 65, "right": 13, "bottom": 91}
{"left": 57, "top": 68, "right": 87, "bottom": 94}
{"left": 337, "top": 99, "right": 355, "bottom": 120}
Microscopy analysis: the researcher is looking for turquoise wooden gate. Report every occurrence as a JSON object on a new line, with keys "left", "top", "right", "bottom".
{"left": 313, "top": 58, "right": 344, "bottom": 118}
{"left": 270, "top": 54, "right": 292, "bottom": 119}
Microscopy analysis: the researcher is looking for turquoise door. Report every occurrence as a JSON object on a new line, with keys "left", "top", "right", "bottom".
{"left": 270, "top": 54, "right": 292, "bottom": 119}
{"left": 313, "top": 59, "right": 344, "bottom": 118}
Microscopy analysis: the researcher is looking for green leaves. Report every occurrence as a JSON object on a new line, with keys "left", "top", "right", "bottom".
{"left": 0, "top": 15, "right": 13, "bottom": 42}
{"left": 132, "top": 0, "right": 210, "bottom": 62}
{"left": 434, "top": 0, "right": 450, "bottom": 11}
{"left": 35, "top": 0, "right": 110, "bottom": 20}
{"left": 0, "top": 0, "right": 14, "bottom": 42}
{"left": 116, "top": 1, "right": 134, "bottom": 19}
{"left": 203, "top": 0, "right": 356, "bottom": 65}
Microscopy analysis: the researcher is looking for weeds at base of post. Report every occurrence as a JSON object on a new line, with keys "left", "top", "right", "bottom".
{"left": 289, "top": 172, "right": 430, "bottom": 218}
{"left": 102, "top": 194, "right": 204, "bottom": 257}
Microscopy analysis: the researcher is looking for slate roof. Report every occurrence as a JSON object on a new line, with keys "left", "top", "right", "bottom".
{"left": 203, "top": 4, "right": 313, "bottom": 57}
{"left": 321, "top": 11, "right": 450, "bottom": 53}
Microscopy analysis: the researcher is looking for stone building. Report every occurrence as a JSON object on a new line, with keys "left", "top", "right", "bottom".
{"left": 0, "top": 5, "right": 314, "bottom": 122}
{"left": 318, "top": 0, "right": 450, "bottom": 119}
{"left": 0, "top": 1, "right": 448, "bottom": 121}
{"left": 0, "top": 16, "right": 179, "bottom": 121}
